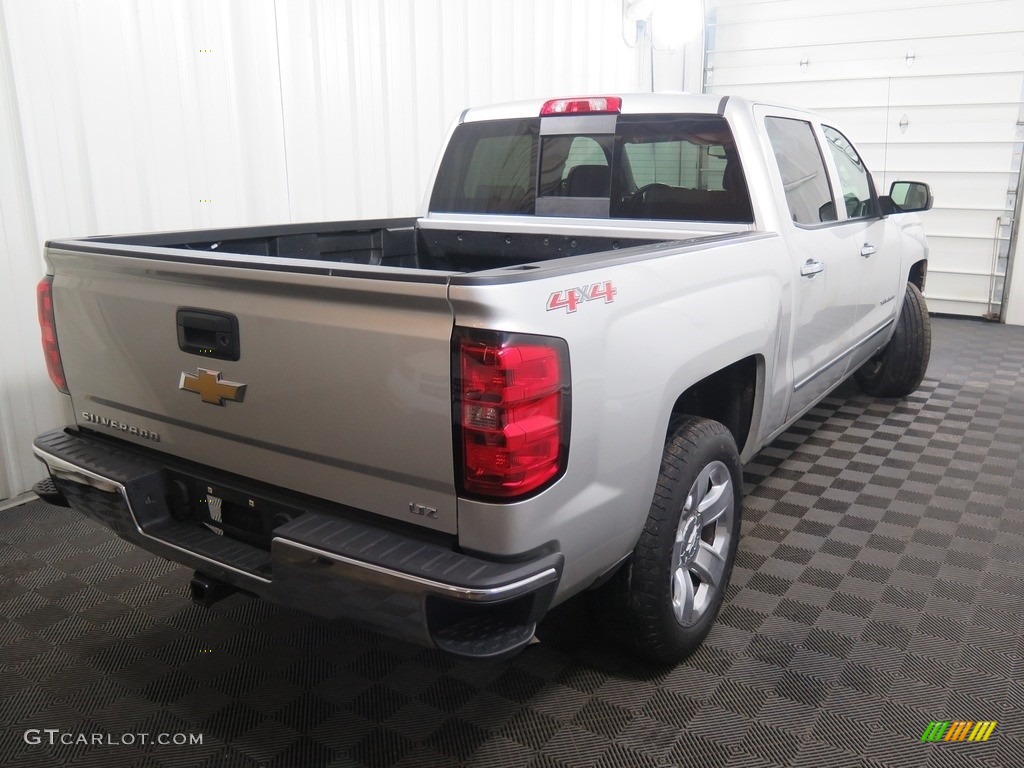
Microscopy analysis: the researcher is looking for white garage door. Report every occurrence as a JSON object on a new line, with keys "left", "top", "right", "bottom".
{"left": 705, "top": 0, "right": 1024, "bottom": 318}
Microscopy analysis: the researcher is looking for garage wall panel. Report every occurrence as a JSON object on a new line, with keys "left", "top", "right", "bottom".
{"left": 276, "top": 0, "right": 639, "bottom": 222}
{"left": 0, "top": 1, "right": 59, "bottom": 499}
{"left": 5, "top": 0, "right": 292, "bottom": 238}
{"left": 710, "top": 38, "right": 1024, "bottom": 77}
{"left": 712, "top": 0, "right": 1018, "bottom": 40}
{"left": 707, "top": 0, "right": 1024, "bottom": 318}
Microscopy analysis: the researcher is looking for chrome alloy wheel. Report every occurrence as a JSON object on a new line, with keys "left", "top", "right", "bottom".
{"left": 670, "top": 460, "right": 734, "bottom": 627}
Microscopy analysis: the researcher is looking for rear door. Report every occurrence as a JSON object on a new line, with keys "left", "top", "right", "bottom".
{"left": 759, "top": 110, "right": 862, "bottom": 420}
{"left": 48, "top": 245, "right": 459, "bottom": 534}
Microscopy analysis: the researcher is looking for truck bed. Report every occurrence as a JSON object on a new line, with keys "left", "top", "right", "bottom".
{"left": 72, "top": 217, "right": 683, "bottom": 273}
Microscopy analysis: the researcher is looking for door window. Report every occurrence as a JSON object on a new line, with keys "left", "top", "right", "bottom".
{"left": 764, "top": 117, "right": 836, "bottom": 226}
{"left": 823, "top": 126, "right": 876, "bottom": 219}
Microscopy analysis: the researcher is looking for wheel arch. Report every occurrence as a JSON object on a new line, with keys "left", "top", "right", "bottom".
{"left": 667, "top": 355, "right": 763, "bottom": 457}
{"left": 909, "top": 259, "right": 927, "bottom": 292}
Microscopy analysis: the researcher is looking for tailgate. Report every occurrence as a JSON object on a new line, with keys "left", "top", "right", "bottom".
{"left": 47, "top": 246, "right": 458, "bottom": 534}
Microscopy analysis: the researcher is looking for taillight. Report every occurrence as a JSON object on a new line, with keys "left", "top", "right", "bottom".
{"left": 454, "top": 329, "right": 570, "bottom": 501}
{"left": 37, "top": 276, "right": 68, "bottom": 394}
{"left": 540, "top": 96, "right": 622, "bottom": 115}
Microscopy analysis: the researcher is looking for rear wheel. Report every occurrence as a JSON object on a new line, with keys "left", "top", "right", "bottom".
{"left": 597, "top": 417, "right": 742, "bottom": 664}
{"left": 855, "top": 282, "right": 931, "bottom": 398}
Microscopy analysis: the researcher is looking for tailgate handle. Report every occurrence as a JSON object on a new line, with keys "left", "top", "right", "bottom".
{"left": 176, "top": 309, "right": 240, "bottom": 361}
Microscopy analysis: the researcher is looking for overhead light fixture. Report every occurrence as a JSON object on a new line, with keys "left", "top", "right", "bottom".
{"left": 622, "top": 0, "right": 703, "bottom": 51}
{"left": 650, "top": 0, "right": 703, "bottom": 51}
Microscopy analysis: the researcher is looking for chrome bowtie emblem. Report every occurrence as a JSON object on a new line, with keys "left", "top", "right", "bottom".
{"left": 179, "top": 368, "right": 247, "bottom": 406}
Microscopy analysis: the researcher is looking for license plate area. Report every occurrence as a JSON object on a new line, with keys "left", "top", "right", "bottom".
{"left": 166, "top": 472, "right": 304, "bottom": 551}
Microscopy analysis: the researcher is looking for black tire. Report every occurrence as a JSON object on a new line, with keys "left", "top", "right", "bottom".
{"left": 596, "top": 417, "right": 742, "bottom": 664}
{"left": 855, "top": 282, "right": 931, "bottom": 398}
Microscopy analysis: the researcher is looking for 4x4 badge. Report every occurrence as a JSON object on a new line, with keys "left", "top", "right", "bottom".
{"left": 179, "top": 368, "right": 247, "bottom": 406}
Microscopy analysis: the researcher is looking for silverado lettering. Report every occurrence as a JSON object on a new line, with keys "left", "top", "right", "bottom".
{"left": 80, "top": 412, "right": 160, "bottom": 442}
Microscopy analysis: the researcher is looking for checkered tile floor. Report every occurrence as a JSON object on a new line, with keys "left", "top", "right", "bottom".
{"left": 2, "top": 316, "right": 1023, "bottom": 767}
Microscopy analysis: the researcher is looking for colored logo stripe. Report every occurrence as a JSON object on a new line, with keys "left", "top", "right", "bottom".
{"left": 944, "top": 721, "right": 974, "bottom": 741}
{"left": 920, "top": 721, "right": 997, "bottom": 743}
{"left": 921, "top": 722, "right": 949, "bottom": 742}
{"left": 968, "top": 722, "right": 998, "bottom": 742}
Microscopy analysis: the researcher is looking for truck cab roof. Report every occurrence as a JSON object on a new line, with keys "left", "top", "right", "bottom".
{"left": 460, "top": 92, "right": 732, "bottom": 122}
{"left": 461, "top": 92, "right": 826, "bottom": 123}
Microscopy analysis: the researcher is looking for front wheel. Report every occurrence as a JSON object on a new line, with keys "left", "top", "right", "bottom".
{"left": 597, "top": 417, "right": 742, "bottom": 664}
{"left": 855, "top": 281, "right": 931, "bottom": 398}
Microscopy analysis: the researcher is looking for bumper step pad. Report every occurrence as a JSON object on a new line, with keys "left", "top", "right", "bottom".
{"left": 32, "top": 428, "right": 561, "bottom": 658}
{"left": 34, "top": 429, "right": 272, "bottom": 581}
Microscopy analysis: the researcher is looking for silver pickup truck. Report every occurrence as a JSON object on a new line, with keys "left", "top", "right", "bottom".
{"left": 33, "top": 94, "right": 932, "bottom": 663}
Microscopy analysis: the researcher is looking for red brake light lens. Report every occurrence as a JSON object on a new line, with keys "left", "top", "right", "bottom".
{"left": 37, "top": 276, "right": 69, "bottom": 394}
{"left": 454, "top": 330, "right": 570, "bottom": 500}
{"left": 540, "top": 96, "right": 622, "bottom": 116}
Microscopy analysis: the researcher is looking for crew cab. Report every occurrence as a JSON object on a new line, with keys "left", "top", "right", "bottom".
{"left": 32, "top": 94, "right": 932, "bottom": 662}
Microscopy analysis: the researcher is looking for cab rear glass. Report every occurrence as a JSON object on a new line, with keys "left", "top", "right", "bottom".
{"left": 429, "top": 114, "right": 753, "bottom": 223}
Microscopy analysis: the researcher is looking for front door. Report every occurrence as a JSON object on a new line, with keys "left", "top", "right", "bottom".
{"left": 819, "top": 124, "right": 903, "bottom": 370}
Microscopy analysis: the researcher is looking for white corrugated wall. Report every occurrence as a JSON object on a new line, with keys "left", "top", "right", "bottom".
{"left": 705, "top": 0, "right": 1024, "bottom": 319}
{"left": 0, "top": 1, "right": 59, "bottom": 502}
{"left": 275, "top": 0, "right": 648, "bottom": 221}
{"left": 0, "top": 0, "right": 670, "bottom": 500}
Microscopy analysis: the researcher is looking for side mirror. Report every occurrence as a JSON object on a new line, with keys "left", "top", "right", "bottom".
{"left": 883, "top": 181, "right": 933, "bottom": 214}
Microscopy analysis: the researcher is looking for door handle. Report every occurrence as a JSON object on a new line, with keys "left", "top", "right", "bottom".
{"left": 176, "top": 309, "right": 240, "bottom": 361}
{"left": 800, "top": 259, "right": 824, "bottom": 278}
{"left": 860, "top": 243, "right": 877, "bottom": 257}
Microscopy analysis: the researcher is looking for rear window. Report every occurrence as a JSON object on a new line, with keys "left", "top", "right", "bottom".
{"left": 430, "top": 114, "right": 753, "bottom": 223}
{"left": 429, "top": 119, "right": 539, "bottom": 214}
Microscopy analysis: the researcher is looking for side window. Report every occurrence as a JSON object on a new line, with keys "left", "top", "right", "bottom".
{"left": 764, "top": 117, "right": 837, "bottom": 226}
{"left": 823, "top": 126, "right": 876, "bottom": 218}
